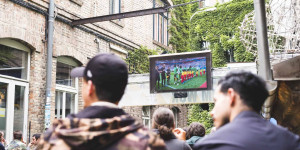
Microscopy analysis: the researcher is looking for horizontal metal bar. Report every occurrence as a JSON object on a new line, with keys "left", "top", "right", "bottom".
{"left": 72, "top": 7, "right": 168, "bottom": 26}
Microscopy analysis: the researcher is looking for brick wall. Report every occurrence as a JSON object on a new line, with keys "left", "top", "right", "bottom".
{"left": 0, "top": 0, "right": 171, "bottom": 136}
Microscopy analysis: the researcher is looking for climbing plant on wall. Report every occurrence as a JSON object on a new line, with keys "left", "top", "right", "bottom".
{"left": 190, "top": 0, "right": 255, "bottom": 67}
{"left": 169, "top": 0, "right": 193, "bottom": 53}
{"left": 126, "top": 46, "right": 158, "bottom": 74}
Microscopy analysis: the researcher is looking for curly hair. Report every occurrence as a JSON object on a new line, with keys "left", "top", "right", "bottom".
{"left": 186, "top": 122, "right": 205, "bottom": 139}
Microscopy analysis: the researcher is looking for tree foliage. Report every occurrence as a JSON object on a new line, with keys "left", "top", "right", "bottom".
{"left": 126, "top": 46, "right": 158, "bottom": 74}
{"left": 190, "top": 0, "right": 255, "bottom": 67}
{"left": 188, "top": 103, "right": 214, "bottom": 133}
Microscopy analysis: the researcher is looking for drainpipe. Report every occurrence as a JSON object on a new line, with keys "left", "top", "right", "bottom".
{"left": 45, "top": 0, "right": 55, "bottom": 129}
{"left": 253, "top": 0, "right": 277, "bottom": 119}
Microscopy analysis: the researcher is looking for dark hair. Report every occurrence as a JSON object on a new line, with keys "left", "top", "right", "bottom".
{"left": 152, "top": 107, "right": 174, "bottom": 140}
{"left": 88, "top": 68, "right": 128, "bottom": 103}
{"left": 82, "top": 53, "right": 128, "bottom": 103}
{"left": 186, "top": 122, "right": 205, "bottom": 139}
{"left": 33, "top": 134, "right": 41, "bottom": 140}
{"left": 218, "top": 71, "right": 269, "bottom": 112}
{"left": 94, "top": 79, "right": 127, "bottom": 103}
{"left": 13, "top": 131, "right": 22, "bottom": 140}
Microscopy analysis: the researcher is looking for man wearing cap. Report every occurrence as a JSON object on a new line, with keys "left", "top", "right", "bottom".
{"left": 37, "top": 53, "right": 166, "bottom": 150}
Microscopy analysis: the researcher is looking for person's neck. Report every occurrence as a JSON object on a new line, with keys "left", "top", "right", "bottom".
{"left": 91, "top": 101, "right": 119, "bottom": 108}
{"left": 230, "top": 104, "right": 253, "bottom": 122}
{"left": 85, "top": 98, "right": 118, "bottom": 108}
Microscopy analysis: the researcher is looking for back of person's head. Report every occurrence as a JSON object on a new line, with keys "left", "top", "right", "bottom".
{"left": 13, "top": 131, "right": 22, "bottom": 140}
{"left": 33, "top": 134, "right": 41, "bottom": 140}
{"left": 71, "top": 53, "right": 128, "bottom": 103}
{"left": 0, "top": 131, "right": 3, "bottom": 138}
{"left": 152, "top": 107, "right": 175, "bottom": 140}
{"left": 218, "top": 70, "right": 269, "bottom": 112}
{"left": 186, "top": 122, "right": 206, "bottom": 139}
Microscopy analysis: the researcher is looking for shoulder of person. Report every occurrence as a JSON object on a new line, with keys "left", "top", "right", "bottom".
{"left": 130, "top": 127, "right": 166, "bottom": 150}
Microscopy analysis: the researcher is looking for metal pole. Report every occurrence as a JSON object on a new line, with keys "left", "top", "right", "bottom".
{"left": 254, "top": 0, "right": 278, "bottom": 120}
{"left": 45, "top": 0, "right": 55, "bottom": 129}
{"left": 254, "top": 0, "right": 272, "bottom": 80}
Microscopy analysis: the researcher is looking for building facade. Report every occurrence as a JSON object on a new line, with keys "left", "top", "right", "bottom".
{"left": 0, "top": 0, "right": 171, "bottom": 143}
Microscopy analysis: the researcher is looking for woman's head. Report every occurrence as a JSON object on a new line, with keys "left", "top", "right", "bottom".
{"left": 0, "top": 131, "right": 3, "bottom": 139}
{"left": 186, "top": 122, "right": 206, "bottom": 139}
{"left": 152, "top": 107, "right": 175, "bottom": 140}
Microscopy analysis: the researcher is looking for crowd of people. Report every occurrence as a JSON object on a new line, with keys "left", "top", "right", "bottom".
{"left": 2, "top": 53, "right": 300, "bottom": 150}
{"left": 0, "top": 131, "right": 41, "bottom": 150}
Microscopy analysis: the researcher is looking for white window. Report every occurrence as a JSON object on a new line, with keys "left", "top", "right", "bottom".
{"left": 153, "top": 13, "right": 168, "bottom": 45}
{"left": 0, "top": 39, "right": 30, "bottom": 143}
{"left": 142, "top": 106, "right": 151, "bottom": 129}
{"left": 172, "top": 107, "right": 179, "bottom": 128}
{"left": 109, "top": 0, "right": 121, "bottom": 14}
{"left": 55, "top": 57, "right": 79, "bottom": 119}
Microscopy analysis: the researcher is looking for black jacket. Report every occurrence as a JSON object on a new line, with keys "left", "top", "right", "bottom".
{"left": 0, "top": 143, "right": 4, "bottom": 150}
{"left": 194, "top": 111, "right": 300, "bottom": 150}
{"left": 153, "top": 129, "right": 192, "bottom": 150}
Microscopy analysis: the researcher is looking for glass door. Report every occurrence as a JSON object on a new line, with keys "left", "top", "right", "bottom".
{"left": 0, "top": 78, "right": 29, "bottom": 143}
{"left": 0, "top": 82, "right": 8, "bottom": 139}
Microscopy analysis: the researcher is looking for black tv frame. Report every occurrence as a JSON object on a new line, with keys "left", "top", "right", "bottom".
{"left": 149, "top": 51, "right": 212, "bottom": 93}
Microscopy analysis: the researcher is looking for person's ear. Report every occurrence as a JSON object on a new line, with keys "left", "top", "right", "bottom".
{"left": 227, "top": 88, "right": 236, "bottom": 107}
{"left": 87, "top": 80, "right": 95, "bottom": 96}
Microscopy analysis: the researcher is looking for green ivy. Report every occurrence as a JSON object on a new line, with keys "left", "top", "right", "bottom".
{"left": 126, "top": 46, "right": 158, "bottom": 74}
{"left": 190, "top": 0, "right": 255, "bottom": 67}
{"left": 188, "top": 103, "right": 214, "bottom": 133}
{"left": 169, "top": 0, "right": 192, "bottom": 53}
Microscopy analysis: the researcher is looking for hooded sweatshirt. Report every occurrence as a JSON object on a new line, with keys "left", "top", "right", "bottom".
{"left": 37, "top": 106, "right": 166, "bottom": 150}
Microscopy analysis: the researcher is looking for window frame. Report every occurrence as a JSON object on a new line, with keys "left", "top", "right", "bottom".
{"left": 0, "top": 39, "right": 31, "bottom": 81}
{"left": 153, "top": 13, "right": 169, "bottom": 45}
{"left": 142, "top": 106, "right": 151, "bottom": 129}
{"left": 0, "top": 67, "right": 29, "bottom": 144}
{"left": 109, "top": 0, "right": 121, "bottom": 14}
{"left": 55, "top": 58, "right": 79, "bottom": 119}
{"left": 172, "top": 107, "right": 179, "bottom": 128}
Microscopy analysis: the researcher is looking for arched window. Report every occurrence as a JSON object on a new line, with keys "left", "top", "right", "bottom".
{"left": 172, "top": 107, "right": 180, "bottom": 128}
{"left": 0, "top": 39, "right": 30, "bottom": 80}
{"left": 55, "top": 56, "right": 81, "bottom": 119}
{"left": 0, "top": 38, "right": 30, "bottom": 143}
{"left": 142, "top": 106, "right": 151, "bottom": 129}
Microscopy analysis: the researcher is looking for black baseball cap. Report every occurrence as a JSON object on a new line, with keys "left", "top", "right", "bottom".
{"left": 71, "top": 53, "right": 128, "bottom": 86}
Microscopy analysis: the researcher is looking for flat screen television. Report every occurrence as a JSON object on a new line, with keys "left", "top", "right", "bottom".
{"left": 149, "top": 51, "right": 212, "bottom": 93}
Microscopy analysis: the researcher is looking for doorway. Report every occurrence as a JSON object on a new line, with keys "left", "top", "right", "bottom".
{"left": 0, "top": 77, "right": 29, "bottom": 143}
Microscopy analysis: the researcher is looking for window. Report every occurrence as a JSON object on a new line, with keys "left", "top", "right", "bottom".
{"left": 172, "top": 107, "right": 179, "bottom": 128}
{"left": 55, "top": 57, "right": 79, "bottom": 119}
{"left": 0, "top": 39, "right": 30, "bottom": 143}
{"left": 109, "top": 0, "right": 121, "bottom": 14}
{"left": 153, "top": 13, "right": 168, "bottom": 45}
{"left": 0, "top": 44, "right": 29, "bottom": 80}
{"left": 55, "top": 91, "right": 76, "bottom": 119}
{"left": 142, "top": 106, "right": 151, "bottom": 129}
{"left": 56, "top": 61, "right": 76, "bottom": 87}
